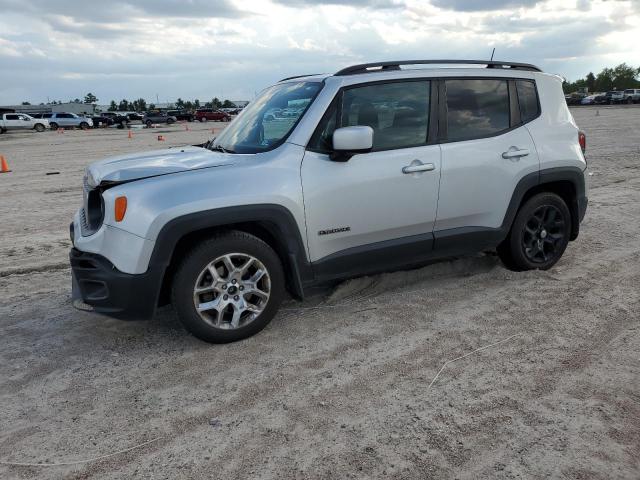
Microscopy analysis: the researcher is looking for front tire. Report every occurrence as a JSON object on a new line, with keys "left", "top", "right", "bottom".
{"left": 34, "top": 123, "right": 46, "bottom": 132}
{"left": 171, "top": 231, "right": 285, "bottom": 343}
{"left": 50, "top": 122, "right": 59, "bottom": 130}
{"left": 79, "top": 122, "right": 89, "bottom": 130}
{"left": 498, "top": 192, "right": 571, "bottom": 271}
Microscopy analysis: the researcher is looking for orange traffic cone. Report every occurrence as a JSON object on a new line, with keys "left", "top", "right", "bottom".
{"left": 157, "top": 135, "right": 165, "bottom": 141}
{"left": 0, "top": 155, "right": 11, "bottom": 173}
{"left": 128, "top": 129, "right": 133, "bottom": 139}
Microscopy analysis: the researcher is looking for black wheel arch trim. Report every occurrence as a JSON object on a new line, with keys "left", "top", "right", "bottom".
{"left": 502, "top": 166, "right": 586, "bottom": 242}
{"left": 148, "top": 204, "right": 312, "bottom": 300}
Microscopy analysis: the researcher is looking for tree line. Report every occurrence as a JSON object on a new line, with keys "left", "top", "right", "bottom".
{"left": 563, "top": 63, "right": 640, "bottom": 94}
{"left": 20, "top": 93, "right": 239, "bottom": 112}
{"left": 106, "top": 97, "right": 237, "bottom": 112}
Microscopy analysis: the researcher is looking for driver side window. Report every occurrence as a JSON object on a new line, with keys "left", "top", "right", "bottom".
{"left": 308, "top": 80, "right": 431, "bottom": 153}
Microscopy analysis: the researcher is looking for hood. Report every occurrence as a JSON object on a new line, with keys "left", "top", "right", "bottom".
{"left": 86, "top": 145, "right": 236, "bottom": 186}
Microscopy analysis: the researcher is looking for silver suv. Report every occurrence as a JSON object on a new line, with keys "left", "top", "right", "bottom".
{"left": 70, "top": 59, "right": 588, "bottom": 343}
{"left": 44, "top": 112, "right": 93, "bottom": 130}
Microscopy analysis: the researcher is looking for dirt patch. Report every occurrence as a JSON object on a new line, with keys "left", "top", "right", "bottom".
{"left": 0, "top": 111, "right": 639, "bottom": 479}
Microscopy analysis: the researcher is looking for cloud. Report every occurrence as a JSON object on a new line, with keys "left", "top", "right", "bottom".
{"left": 272, "top": 0, "right": 403, "bottom": 7}
{"left": 0, "top": 0, "right": 638, "bottom": 104}
{"left": 430, "top": 0, "right": 539, "bottom": 11}
{"left": 0, "top": 0, "right": 246, "bottom": 22}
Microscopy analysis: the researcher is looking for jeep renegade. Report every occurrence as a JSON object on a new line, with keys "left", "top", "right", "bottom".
{"left": 70, "top": 60, "right": 588, "bottom": 343}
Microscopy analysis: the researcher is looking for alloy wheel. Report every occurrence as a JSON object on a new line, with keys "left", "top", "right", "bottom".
{"left": 522, "top": 205, "right": 566, "bottom": 263}
{"left": 193, "top": 253, "right": 271, "bottom": 329}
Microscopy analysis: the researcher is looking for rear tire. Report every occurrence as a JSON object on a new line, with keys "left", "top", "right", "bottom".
{"left": 171, "top": 231, "right": 285, "bottom": 343}
{"left": 50, "top": 122, "right": 58, "bottom": 130}
{"left": 498, "top": 192, "right": 571, "bottom": 271}
{"left": 145, "top": 120, "right": 153, "bottom": 127}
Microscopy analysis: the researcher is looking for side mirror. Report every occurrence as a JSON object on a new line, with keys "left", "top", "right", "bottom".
{"left": 331, "top": 126, "right": 373, "bottom": 161}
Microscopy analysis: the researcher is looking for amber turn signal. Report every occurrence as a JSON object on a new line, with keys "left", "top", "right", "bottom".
{"left": 114, "top": 196, "right": 127, "bottom": 222}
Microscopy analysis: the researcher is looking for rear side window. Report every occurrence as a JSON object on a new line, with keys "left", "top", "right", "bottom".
{"left": 445, "top": 79, "right": 510, "bottom": 141}
{"left": 516, "top": 80, "right": 540, "bottom": 123}
{"left": 5, "top": 114, "right": 19, "bottom": 120}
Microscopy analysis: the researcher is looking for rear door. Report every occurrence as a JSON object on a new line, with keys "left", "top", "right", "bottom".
{"left": 56, "top": 113, "right": 74, "bottom": 126}
{"left": 301, "top": 79, "right": 441, "bottom": 272}
{"left": 434, "top": 78, "right": 540, "bottom": 240}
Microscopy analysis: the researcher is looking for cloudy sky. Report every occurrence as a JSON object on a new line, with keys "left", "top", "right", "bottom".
{"left": 0, "top": 0, "right": 638, "bottom": 105}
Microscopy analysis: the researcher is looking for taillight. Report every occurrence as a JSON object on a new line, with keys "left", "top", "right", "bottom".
{"left": 578, "top": 131, "right": 586, "bottom": 154}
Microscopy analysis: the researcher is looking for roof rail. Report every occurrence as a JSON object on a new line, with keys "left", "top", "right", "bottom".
{"left": 279, "top": 73, "right": 322, "bottom": 82}
{"left": 334, "top": 60, "right": 542, "bottom": 76}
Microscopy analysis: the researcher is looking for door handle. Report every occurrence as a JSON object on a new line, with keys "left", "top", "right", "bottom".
{"left": 402, "top": 160, "right": 436, "bottom": 174}
{"left": 502, "top": 147, "right": 530, "bottom": 159}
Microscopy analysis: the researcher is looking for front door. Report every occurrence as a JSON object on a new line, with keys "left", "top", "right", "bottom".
{"left": 301, "top": 79, "right": 441, "bottom": 276}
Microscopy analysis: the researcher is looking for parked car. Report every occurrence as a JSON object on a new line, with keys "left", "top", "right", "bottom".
{"left": 168, "top": 110, "right": 195, "bottom": 122}
{"left": 124, "top": 112, "right": 144, "bottom": 121}
{"left": 623, "top": 88, "right": 640, "bottom": 104}
{"left": 143, "top": 111, "right": 177, "bottom": 127}
{"left": 70, "top": 59, "right": 588, "bottom": 343}
{"left": 0, "top": 113, "right": 49, "bottom": 133}
{"left": 580, "top": 95, "right": 598, "bottom": 105}
{"left": 564, "top": 93, "right": 585, "bottom": 105}
{"left": 101, "top": 112, "right": 128, "bottom": 126}
{"left": 195, "top": 108, "right": 231, "bottom": 122}
{"left": 42, "top": 112, "right": 93, "bottom": 130}
{"left": 90, "top": 114, "right": 114, "bottom": 127}
{"left": 594, "top": 91, "right": 625, "bottom": 105}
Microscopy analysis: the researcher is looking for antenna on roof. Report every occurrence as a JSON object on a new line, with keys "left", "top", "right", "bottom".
{"left": 490, "top": 48, "right": 496, "bottom": 61}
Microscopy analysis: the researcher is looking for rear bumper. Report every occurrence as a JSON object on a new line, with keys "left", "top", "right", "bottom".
{"left": 70, "top": 248, "right": 163, "bottom": 320}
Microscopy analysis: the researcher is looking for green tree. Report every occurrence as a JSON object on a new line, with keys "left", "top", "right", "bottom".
{"left": 594, "top": 68, "right": 614, "bottom": 92}
{"left": 175, "top": 98, "right": 185, "bottom": 109}
{"left": 108, "top": 100, "right": 118, "bottom": 111}
{"left": 21, "top": 101, "right": 31, "bottom": 105}
{"left": 222, "top": 99, "right": 234, "bottom": 108}
{"left": 84, "top": 92, "right": 98, "bottom": 104}
{"left": 211, "top": 97, "right": 222, "bottom": 109}
{"left": 148, "top": 103, "right": 156, "bottom": 110}
{"left": 612, "top": 63, "right": 639, "bottom": 89}
{"left": 118, "top": 99, "right": 130, "bottom": 111}
{"left": 194, "top": 99, "right": 200, "bottom": 108}
{"left": 585, "top": 72, "right": 595, "bottom": 92}
{"left": 132, "top": 98, "right": 147, "bottom": 112}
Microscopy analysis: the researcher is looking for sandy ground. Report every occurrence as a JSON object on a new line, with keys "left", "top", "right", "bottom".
{"left": 0, "top": 109, "right": 639, "bottom": 480}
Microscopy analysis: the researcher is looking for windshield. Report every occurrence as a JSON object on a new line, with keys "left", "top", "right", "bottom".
{"left": 212, "top": 81, "right": 322, "bottom": 154}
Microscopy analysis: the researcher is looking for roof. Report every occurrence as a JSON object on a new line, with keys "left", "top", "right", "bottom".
{"left": 279, "top": 59, "right": 542, "bottom": 83}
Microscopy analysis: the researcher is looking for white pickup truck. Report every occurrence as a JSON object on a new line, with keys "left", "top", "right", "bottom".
{"left": 0, "top": 113, "right": 50, "bottom": 133}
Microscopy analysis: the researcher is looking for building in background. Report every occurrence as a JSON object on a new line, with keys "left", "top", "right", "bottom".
{"left": 0, "top": 102, "right": 98, "bottom": 116}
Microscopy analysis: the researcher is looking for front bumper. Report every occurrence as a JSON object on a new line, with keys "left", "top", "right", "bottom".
{"left": 70, "top": 248, "right": 163, "bottom": 320}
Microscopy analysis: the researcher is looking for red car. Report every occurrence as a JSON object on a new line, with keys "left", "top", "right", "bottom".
{"left": 195, "top": 109, "right": 231, "bottom": 122}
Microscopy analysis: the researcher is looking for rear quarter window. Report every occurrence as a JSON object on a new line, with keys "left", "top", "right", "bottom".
{"left": 516, "top": 80, "right": 540, "bottom": 124}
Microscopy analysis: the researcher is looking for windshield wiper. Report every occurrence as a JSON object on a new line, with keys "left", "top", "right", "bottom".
{"left": 210, "top": 143, "right": 235, "bottom": 154}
